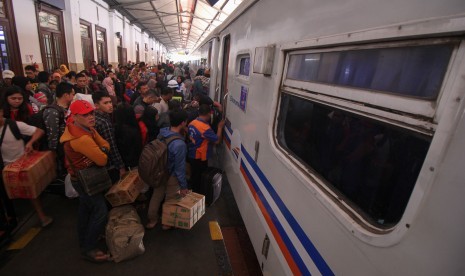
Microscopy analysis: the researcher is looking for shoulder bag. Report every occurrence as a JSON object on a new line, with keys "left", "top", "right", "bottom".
{"left": 65, "top": 152, "right": 112, "bottom": 196}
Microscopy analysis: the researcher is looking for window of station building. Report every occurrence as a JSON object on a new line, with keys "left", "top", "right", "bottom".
{"left": 38, "top": 11, "right": 59, "bottom": 31}
{"left": 80, "top": 20, "right": 93, "bottom": 70}
{"left": 95, "top": 26, "right": 108, "bottom": 66}
{"left": 277, "top": 93, "right": 431, "bottom": 227}
{"left": 239, "top": 56, "right": 250, "bottom": 76}
{"left": 286, "top": 42, "right": 455, "bottom": 100}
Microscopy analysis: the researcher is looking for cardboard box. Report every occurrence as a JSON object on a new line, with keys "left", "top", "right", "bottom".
{"left": 105, "top": 170, "right": 144, "bottom": 207}
{"left": 162, "top": 192, "right": 205, "bottom": 229}
{"left": 3, "top": 151, "right": 56, "bottom": 199}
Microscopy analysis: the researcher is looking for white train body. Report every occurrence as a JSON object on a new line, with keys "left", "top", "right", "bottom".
{"left": 195, "top": 0, "right": 465, "bottom": 275}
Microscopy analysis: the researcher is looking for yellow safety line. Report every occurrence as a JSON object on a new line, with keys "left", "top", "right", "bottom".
{"left": 209, "top": 221, "right": 223, "bottom": 241}
{"left": 7, "top": 227, "right": 41, "bottom": 250}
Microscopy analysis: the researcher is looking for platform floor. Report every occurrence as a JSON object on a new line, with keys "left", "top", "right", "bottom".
{"left": 0, "top": 177, "right": 261, "bottom": 276}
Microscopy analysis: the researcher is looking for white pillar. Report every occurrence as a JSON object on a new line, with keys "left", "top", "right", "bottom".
{"left": 63, "top": 0, "right": 83, "bottom": 71}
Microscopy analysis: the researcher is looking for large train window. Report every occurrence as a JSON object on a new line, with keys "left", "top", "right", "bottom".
{"left": 286, "top": 41, "right": 455, "bottom": 99}
{"left": 277, "top": 94, "right": 431, "bottom": 227}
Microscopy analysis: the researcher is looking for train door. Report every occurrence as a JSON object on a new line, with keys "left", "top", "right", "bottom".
{"left": 220, "top": 35, "right": 230, "bottom": 117}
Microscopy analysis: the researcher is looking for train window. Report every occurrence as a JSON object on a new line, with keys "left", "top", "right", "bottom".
{"left": 286, "top": 43, "right": 454, "bottom": 99}
{"left": 277, "top": 93, "right": 431, "bottom": 227}
{"left": 239, "top": 56, "right": 250, "bottom": 76}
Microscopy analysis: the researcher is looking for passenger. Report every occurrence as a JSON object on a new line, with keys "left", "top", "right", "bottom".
{"left": 60, "top": 100, "right": 111, "bottom": 263}
{"left": 187, "top": 104, "right": 225, "bottom": 195}
{"left": 12, "top": 76, "right": 45, "bottom": 113}
{"left": 43, "top": 82, "right": 74, "bottom": 177}
{"left": 92, "top": 91, "right": 126, "bottom": 183}
{"left": 2, "top": 85, "right": 33, "bottom": 122}
{"left": 102, "top": 76, "right": 117, "bottom": 106}
{"left": 51, "top": 72, "right": 62, "bottom": 83}
{"left": 114, "top": 103, "right": 142, "bottom": 169}
{"left": 146, "top": 109, "right": 189, "bottom": 230}
{"left": 134, "top": 88, "right": 159, "bottom": 118}
{"left": 124, "top": 81, "right": 135, "bottom": 103}
{"left": 152, "top": 86, "right": 173, "bottom": 114}
{"left": 139, "top": 106, "right": 159, "bottom": 146}
{"left": 49, "top": 80, "right": 59, "bottom": 96}
{"left": 0, "top": 70, "right": 15, "bottom": 90}
{"left": 176, "top": 75, "right": 186, "bottom": 98}
{"left": 65, "top": 71, "right": 77, "bottom": 86}
{"left": 130, "top": 81, "right": 149, "bottom": 105}
{"left": 24, "top": 65, "right": 38, "bottom": 83}
{"left": 59, "top": 64, "right": 70, "bottom": 77}
{"left": 37, "top": 71, "right": 54, "bottom": 104}
{"left": 74, "top": 73, "right": 94, "bottom": 95}
{"left": 0, "top": 99, "right": 53, "bottom": 228}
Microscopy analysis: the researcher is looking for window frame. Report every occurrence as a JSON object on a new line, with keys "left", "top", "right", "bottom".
{"left": 269, "top": 16, "right": 465, "bottom": 246}
{"left": 283, "top": 38, "right": 460, "bottom": 121}
{"left": 235, "top": 51, "right": 251, "bottom": 83}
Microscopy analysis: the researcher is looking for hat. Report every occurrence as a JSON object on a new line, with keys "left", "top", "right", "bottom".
{"left": 167, "top": 79, "right": 178, "bottom": 88}
{"left": 2, "top": 70, "right": 14, "bottom": 79}
{"left": 70, "top": 100, "right": 94, "bottom": 115}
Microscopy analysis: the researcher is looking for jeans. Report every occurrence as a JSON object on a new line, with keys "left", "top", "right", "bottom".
{"left": 72, "top": 180, "right": 108, "bottom": 253}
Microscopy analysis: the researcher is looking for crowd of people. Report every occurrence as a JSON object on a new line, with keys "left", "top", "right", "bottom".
{"left": 0, "top": 60, "right": 224, "bottom": 262}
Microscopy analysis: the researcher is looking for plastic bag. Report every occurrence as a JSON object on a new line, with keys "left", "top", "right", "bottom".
{"left": 65, "top": 174, "right": 79, "bottom": 198}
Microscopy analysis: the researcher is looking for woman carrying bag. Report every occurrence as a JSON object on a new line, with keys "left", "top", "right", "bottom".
{"left": 60, "top": 100, "right": 111, "bottom": 263}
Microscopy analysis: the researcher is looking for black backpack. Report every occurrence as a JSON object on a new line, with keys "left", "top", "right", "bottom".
{"left": 28, "top": 104, "right": 65, "bottom": 150}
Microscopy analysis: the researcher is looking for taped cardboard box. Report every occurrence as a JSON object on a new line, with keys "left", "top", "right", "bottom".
{"left": 3, "top": 151, "right": 56, "bottom": 199}
{"left": 162, "top": 192, "right": 205, "bottom": 229}
{"left": 105, "top": 169, "right": 144, "bottom": 207}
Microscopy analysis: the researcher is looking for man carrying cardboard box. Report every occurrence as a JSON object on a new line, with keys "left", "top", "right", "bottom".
{"left": 146, "top": 109, "right": 189, "bottom": 230}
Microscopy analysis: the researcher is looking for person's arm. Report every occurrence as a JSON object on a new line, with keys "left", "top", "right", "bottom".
{"left": 25, "top": 128, "right": 44, "bottom": 153}
{"left": 203, "top": 120, "right": 225, "bottom": 145}
{"left": 96, "top": 120, "right": 125, "bottom": 171}
{"left": 43, "top": 109, "right": 59, "bottom": 150}
{"left": 91, "top": 127, "right": 110, "bottom": 151}
{"left": 71, "top": 135, "right": 108, "bottom": 166}
{"left": 172, "top": 141, "right": 188, "bottom": 192}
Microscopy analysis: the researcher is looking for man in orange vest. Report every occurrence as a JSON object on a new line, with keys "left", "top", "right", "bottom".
{"left": 187, "top": 104, "right": 225, "bottom": 194}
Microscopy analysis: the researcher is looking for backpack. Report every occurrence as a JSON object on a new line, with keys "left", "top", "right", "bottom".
{"left": 106, "top": 205, "right": 145, "bottom": 263}
{"left": 28, "top": 104, "right": 65, "bottom": 150}
{"left": 138, "top": 136, "right": 182, "bottom": 187}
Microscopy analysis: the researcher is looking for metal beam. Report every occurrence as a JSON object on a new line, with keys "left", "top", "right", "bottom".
{"left": 110, "top": 0, "right": 152, "bottom": 8}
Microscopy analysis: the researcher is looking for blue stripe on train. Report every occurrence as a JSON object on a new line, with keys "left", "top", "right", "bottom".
{"left": 241, "top": 145, "right": 334, "bottom": 276}
{"left": 240, "top": 160, "right": 311, "bottom": 275}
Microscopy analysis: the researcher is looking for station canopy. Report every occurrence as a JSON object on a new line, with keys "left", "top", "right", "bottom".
{"left": 103, "top": 0, "right": 243, "bottom": 52}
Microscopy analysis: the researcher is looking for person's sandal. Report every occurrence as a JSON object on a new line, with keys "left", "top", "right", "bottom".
{"left": 162, "top": 225, "right": 173, "bottom": 230}
{"left": 145, "top": 221, "right": 157, "bottom": 229}
{"left": 81, "top": 249, "right": 110, "bottom": 263}
{"left": 41, "top": 217, "right": 54, "bottom": 228}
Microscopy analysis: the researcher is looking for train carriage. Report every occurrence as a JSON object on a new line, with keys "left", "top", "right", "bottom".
{"left": 194, "top": 0, "right": 465, "bottom": 275}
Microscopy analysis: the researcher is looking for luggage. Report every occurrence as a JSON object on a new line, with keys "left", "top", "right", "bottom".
{"left": 106, "top": 205, "right": 145, "bottom": 263}
{"left": 200, "top": 167, "right": 223, "bottom": 206}
{"left": 3, "top": 151, "right": 56, "bottom": 199}
{"left": 138, "top": 136, "right": 182, "bottom": 187}
{"left": 105, "top": 170, "right": 143, "bottom": 207}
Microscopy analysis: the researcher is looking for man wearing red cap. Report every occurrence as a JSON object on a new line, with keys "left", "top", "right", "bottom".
{"left": 60, "top": 100, "right": 111, "bottom": 262}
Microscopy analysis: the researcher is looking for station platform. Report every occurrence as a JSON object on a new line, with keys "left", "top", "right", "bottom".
{"left": 0, "top": 177, "right": 262, "bottom": 276}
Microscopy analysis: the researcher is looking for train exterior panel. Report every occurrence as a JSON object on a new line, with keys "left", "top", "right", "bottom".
{"left": 196, "top": 0, "right": 465, "bottom": 275}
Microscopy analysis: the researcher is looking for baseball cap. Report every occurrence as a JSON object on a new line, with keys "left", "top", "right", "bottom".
{"left": 167, "top": 79, "right": 178, "bottom": 88}
{"left": 70, "top": 99, "right": 95, "bottom": 115}
{"left": 2, "top": 70, "right": 15, "bottom": 79}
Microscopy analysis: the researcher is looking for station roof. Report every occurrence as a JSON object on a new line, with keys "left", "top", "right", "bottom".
{"left": 103, "top": 0, "right": 242, "bottom": 52}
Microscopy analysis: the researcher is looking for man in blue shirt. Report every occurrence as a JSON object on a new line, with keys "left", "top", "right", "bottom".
{"left": 146, "top": 109, "right": 189, "bottom": 230}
